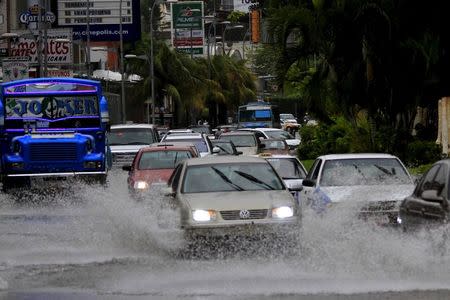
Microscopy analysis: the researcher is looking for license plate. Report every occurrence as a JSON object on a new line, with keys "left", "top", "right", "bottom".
{"left": 371, "top": 215, "right": 390, "bottom": 225}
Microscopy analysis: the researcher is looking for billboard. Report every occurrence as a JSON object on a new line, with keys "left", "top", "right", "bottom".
{"left": 56, "top": 0, "right": 141, "bottom": 42}
{"left": 8, "top": 28, "right": 73, "bottom": 65}
{"left": 233, "top": 0, "right": 259, "bottom": 12}
{"left": 171, "top": 1, "right": 204, "bottom": 56}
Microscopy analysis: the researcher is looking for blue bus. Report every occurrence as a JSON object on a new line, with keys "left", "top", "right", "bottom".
{"left": 0, "top": 78, "right": 110, "bottom": 190}
{"left": 237, "top": 102, "right": 280, "bottom": 128}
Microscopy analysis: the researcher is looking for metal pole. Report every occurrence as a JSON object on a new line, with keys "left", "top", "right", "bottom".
{"left": 190, "top": 26, "right": 193, "bottom": 59}
{"left": 120, "top": 0, "right": 127, "bottom": 123}
{"left": 86, "top": 0, "right": 91, "bottom": 78}
{"left": 150, "top": 0, "right": 157, "bottom": 124}
{"left": 37, "top": 0, "right": 42, "bottom": 77}
{"left": 43, "top": 0, "right": 48, "bottom": 77}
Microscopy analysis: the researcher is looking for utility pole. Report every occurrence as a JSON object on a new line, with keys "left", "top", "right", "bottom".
{"left": 86, "top": 0, "right": 91, "bottom": 78}
{"left": 43, "top": 0, "right": 48, "bottom": 77}
{"left": 37, "top": 0, "right": 43, "bottom": 77}
{"left": 119, "top": 0, "right": 126, "bottom": 123}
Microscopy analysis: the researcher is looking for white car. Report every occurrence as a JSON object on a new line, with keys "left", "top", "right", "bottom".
{"left": 165, "top": 156, "right": 301, "bottom": 242}
{"left": 299, "top": 153, "right": 415, "bottom": 225}
{"left": 238, "top": 128, "right": 300, "bottom": 150}
{"left": 108, "top": 124, "right": 160, "bottom": 167}
{"left": 160, "top": 132, "right": 213, "bottom": 157}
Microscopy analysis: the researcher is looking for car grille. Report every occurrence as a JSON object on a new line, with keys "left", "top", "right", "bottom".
{"left": 30, "top": 143, "right": 78, "bottom": 161}
{"left": 112, "top": 153, "right": 136, "bottom": 166}
{"left": 220, "top": 209, "right": 268, "bottom": 220}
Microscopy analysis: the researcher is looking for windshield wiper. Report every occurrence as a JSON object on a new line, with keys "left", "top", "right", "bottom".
{"left": 233, "top": 170, "right": 275, "bottom": 190}
{"left": 211, "top": 167, "right": 244, "bottom": 191}
{"left": 373, "top": 164, "right": 395, "bottom": 176}
{"left": 352, "top": 164, "right": 368, "bottom": 182}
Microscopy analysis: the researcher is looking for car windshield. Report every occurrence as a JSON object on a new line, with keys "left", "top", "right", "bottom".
{"left": 261, "top": 140, "right": 287, "bottom": 150}
{"left": 182, "top": 163, "right": 284, "bottom": 193}
{"left": 212, "top": 141, "right": 234, "bottom": 154}
{"left": 163, "top": 138, "right": 208, "bottom": 153}
{"left": 265, "top": 130, "right": 294, "bottom": 139}
{"left": 320, "top": 158, "right": 412, "bottom": 186}
{"left": 219, "top": 135, "right": 256, "bottom": 147}
{"left": 266, "top": 158, "right": 307, "bottom": 179}
{"left": 138, "top": 150, "right": 192, "bottom": 169}
{"left": 108, "top": 128, "right": 155, "bottom": 145}
{"left": 280, "top": 114, "right": 295, "bottom": 120}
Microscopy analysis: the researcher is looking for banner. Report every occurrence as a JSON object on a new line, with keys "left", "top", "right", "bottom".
{"left": 2, "top": 58, "right": 30, "bottom": 82}
{"left": 8, "top": 28, "right": 73, "bottom": 65}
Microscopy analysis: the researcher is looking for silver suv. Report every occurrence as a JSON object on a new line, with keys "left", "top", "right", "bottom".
{"left": 108, "top": 124, "right": 159, "bottom": 167}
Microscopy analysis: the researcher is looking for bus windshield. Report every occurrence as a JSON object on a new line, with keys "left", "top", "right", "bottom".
{"left": 239, "top": 109, "right": 272, "bottom": 122}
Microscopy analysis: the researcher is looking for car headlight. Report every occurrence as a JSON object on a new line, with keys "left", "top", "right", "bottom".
{"left": 133, "top": 181, "right": 149, "bottom": 190}
{"left": 272, "top": 206, "right": 294, "bottom": 218}
{"left": 192, "top": 209, "right": 217, "bottom": 222}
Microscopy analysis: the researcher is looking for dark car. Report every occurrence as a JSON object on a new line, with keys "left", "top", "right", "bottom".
{"left": 211, "top": 140, "right": 242, "bottom": 156}
{"left": 399, "top": 159, "right": 450, "bottom": 230}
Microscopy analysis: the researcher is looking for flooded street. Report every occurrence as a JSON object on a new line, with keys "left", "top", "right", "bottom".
{"left": 1, "top": 171, "right": 450, "bottom": 299}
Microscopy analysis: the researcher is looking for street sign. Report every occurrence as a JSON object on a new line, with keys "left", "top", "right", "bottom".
{"left": 171, "top": 1, "right": 204, "bottom": 57}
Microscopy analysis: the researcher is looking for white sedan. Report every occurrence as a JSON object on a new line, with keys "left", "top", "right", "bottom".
{"left": 299, "top": 153, "right": 415, "bottom": 225}
{"left": 238, "top": 128, "right": 300, "bottom": 150}
{"left": 164, "top": 156, "right": 301, "bottom": 242}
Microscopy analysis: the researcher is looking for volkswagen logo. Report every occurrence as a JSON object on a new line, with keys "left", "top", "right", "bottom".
{"left": 239, "top": 209, "right": 250, "bottom": 219}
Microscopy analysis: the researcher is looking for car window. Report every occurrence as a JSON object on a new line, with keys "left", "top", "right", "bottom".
{"left": 162, "top": 138, "right": 208, "bottom": 153}
{"left": 265, "top": 130, "right": 294, "bottom": 139}
{"left": 266, "top": 158, "right": 307, "bottom": 179}
{"left": 416, "top": 164, "right": 443, "bottom": 196}
{"left": 219, "top": 135, "right": 256, "bottom": 147}
{"left": 138, "top": 150, "right": 192, "bottom": 169}
{"left": 212, "top": 141, "right": 234, "bottom": 154}
{"left": 108, "top": 128, "right": 156, "bottom": 145}
{"left": 307, "top": 159, "right": 322, "bottom": 180}
{"left": 181, "top": 163, "right": 284, "bottom": 193}
{"left": 319, "top": 158, "right": 412, "bottom": 186}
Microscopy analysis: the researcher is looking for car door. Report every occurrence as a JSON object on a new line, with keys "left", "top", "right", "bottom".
{"left": 402, "top": 163, "right": 448, "bottom": 222}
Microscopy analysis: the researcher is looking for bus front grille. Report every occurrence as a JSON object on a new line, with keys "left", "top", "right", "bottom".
{"left": 29, "top": 143, "right": 78, "bottom": 161}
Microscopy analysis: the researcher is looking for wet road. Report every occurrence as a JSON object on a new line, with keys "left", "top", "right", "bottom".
{"left": 1, "top": 171, "right": 450, "bottom": 299}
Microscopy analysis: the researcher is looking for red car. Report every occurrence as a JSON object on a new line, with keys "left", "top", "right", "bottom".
{"left": 123, "top": 143, "right": 198, "bottom": 196}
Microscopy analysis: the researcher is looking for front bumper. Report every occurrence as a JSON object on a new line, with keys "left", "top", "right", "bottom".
{"left": 183, "top": 219, "right": 300, "bottom": 238}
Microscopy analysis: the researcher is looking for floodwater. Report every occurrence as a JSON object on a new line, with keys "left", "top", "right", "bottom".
{"left": 0, "top": 170, "right": 450, "bottom": 299}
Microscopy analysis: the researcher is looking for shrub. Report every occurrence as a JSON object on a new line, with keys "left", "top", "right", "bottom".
{"left": 404, "top": 140, "right": 441, "bottom": 167}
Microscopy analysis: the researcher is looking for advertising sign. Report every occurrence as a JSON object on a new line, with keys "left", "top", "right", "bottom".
{"left": 171, "top": 1, "right": 204, "bottom": 57}
{"left": 2, "top": 59, "right": 30, "bottom": 83}
{"left": 8, "top": 28, "right": 73, "bottom": 65}
{"left": 233, "top": 0, "right": 259, "bottom": 12}
{"left": 56, "top": 0, "right": 141, "bottom": 42}
{"left": 5, "top": 96, "right": 99, "bottom": 119}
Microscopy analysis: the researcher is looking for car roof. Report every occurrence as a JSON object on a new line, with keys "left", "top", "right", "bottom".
{"left": 141, "top": 144, "right": 197, "bottom": 152}
{"left": 256, "top": 153, "right": 298, "bottom": 159}
{"left": 163, "top": 133, "right": 203, "bottom": 139}
{"left": 110, "top": 123, "right": 158, "bottom": 129}
{"left": 184, "top": 155, "right": 267, "bottom": 166}
{"left": 317, "top": 153, "right": 400, "bottom": 160}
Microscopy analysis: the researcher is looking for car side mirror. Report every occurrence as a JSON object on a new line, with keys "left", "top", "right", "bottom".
{"left": 162, "top": 186, "right": 175, "bottom": 197}
{"left": 212, "top": 146, "right": 220, "bottom": 154}
{"left": 421, "top": 190, "right": 445, "bottom": 204}
{"left": 301, "top": 178, "right": 316, "bottom": 187}
{"left": 259, "top": 144, "right": 265, "bottom": 149}
{"left": 122, "top": 165, "right": 132, "bottom": 172}
{"left": 236, "top": 151, "right": 243, "bottom": 155}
